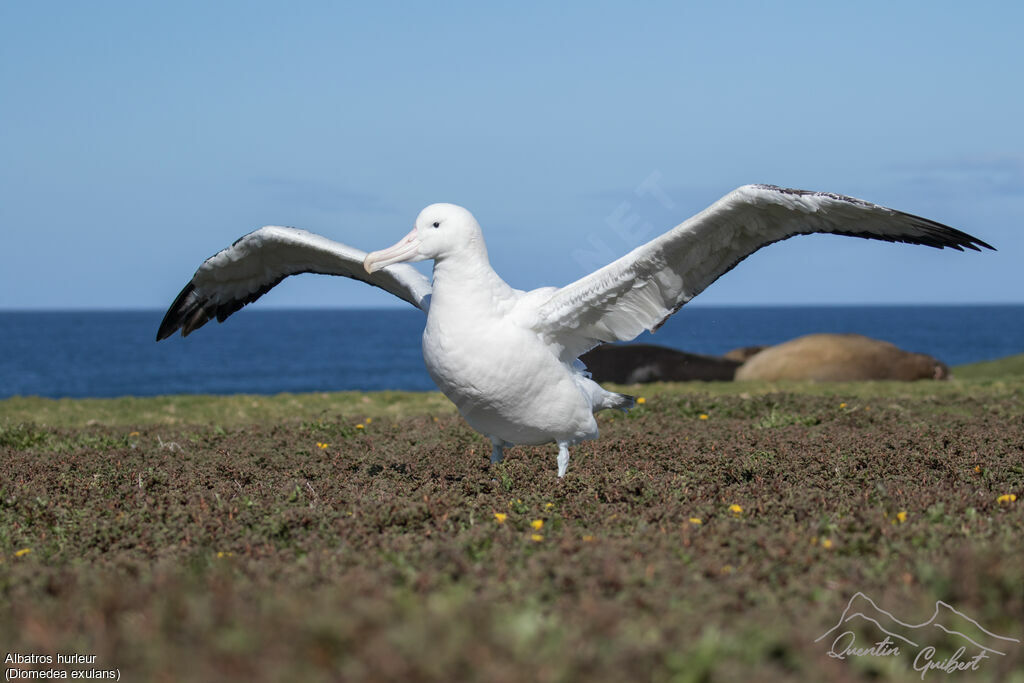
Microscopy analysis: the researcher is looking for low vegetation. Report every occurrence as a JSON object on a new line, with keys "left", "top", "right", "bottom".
{"left": 2, "top": 372, "right": 1022, "bottom": 681}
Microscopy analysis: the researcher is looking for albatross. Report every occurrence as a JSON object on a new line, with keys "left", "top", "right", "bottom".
{"left": 157, "top": 184, "right": 993, "bottom": 476}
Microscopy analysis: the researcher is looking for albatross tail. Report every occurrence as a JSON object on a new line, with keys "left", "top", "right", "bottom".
{"left": 598, "top": 390, "right": 636, "bottom": 413}
{"left": 580, "top": 376, "right": 635, "bottom": 413}
{"left": 573, "top": 359, "right": 636, "bottom": 413}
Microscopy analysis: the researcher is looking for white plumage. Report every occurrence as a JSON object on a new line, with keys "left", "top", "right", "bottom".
{"left": 158, "top": 185, "right": 992, "bottom": 476}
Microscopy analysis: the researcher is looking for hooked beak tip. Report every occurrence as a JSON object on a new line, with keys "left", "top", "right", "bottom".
{"left": 362, "top": 228, "right": 421, "bottom": 274}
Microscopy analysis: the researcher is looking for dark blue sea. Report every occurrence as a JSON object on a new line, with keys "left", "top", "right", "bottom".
{"left": 1, "top": 305, "right": 1022, "bottom": 399}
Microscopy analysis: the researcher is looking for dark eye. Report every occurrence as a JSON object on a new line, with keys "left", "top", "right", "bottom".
{"left": 432, "top": 221, "right": 440, "bottom": 228}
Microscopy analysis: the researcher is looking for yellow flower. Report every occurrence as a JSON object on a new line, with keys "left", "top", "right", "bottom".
{"left": 530, "top": 534, "right": 544, "bottom": 542}
{"left": 216, "top": 551, "right": 234, "bottom": 558}
{"left": 316, "top": 442, "right": 329, "bottom": 449}
{"left": 493, "top": 513, "right": 508, "bottom": 523}
{"left": 688, "top": 517, "right": 702, "bottom": 525}
{"left": 365, "top": 418, "right": 372, "bottom": 424}
{"left": 530, "top": 519, "right": 544, "bottom": 530}
{"left": 896, "top": 510, "right": 908, "bottom": 523}
{"left": 839, "top": 403, "right": 847, "bottom": 409}
{"left": 973, "top": 465, "right": 981, "bottom": 473}
{"left": 356, "top": 424, "right": 365, "bottom": 430}
{"left": 14, "top": 548, "right": 31, "bottom": 558}
{"left": 582, "top": 534, "right": 595, "bottom": 542}
{"left": 699, "top": 414, "right": 709, "bottom": 420}
{"left": 544, "top": 502, "right": 554, "bottom": 509}
{"left": 129, "top": 431, "right": 140, "bottom": 436}
{"left": 637, "top": 397, "right": 646, "bottom": 405}
{"left": 997, "top": 494, "right": 1017, "bottom": 504}
{"left": 821, "top": 538, "right": 833, "bottom": 549}
{"left": 729, "top": 504, "right": 743, "bottom": 516}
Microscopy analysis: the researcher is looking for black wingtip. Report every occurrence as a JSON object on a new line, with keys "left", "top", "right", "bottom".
{"left": 156, "top": 272, "right": 294, "bottom": 342}
{"left": 156, "top": 282, "right": 200, "bottom": 341}
{"left": 757, "top": 184, "right": 996, "bottom": 253}
{"left": 900, "top": 213, "right": 996, "bottom": 253}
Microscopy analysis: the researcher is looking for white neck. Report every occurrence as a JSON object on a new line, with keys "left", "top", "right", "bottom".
{"left": 429, "top": 239, "right": 516, "bottom": 314}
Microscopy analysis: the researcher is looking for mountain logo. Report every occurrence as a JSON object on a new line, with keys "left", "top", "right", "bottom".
{"left": 816, "top": 592, "right": 1019, "bottom": 677}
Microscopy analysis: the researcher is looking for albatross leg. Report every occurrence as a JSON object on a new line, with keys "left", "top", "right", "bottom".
{"left": 556, "top": 442, "right": 570, "bottom": 478}
{"left": 489, "top": 436, "right": 506, "bottom": 464}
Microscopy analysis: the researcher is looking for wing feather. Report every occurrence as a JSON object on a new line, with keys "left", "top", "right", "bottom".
{"left": 533, "top": 185, "right": 993, "bottom": 359}
{"left": 156, "top": 226, "right": 431, "bottom": 340}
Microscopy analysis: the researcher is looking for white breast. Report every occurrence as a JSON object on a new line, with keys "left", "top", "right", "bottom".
{"left": 421, "top": 302, "right": 597, "bottom": 446}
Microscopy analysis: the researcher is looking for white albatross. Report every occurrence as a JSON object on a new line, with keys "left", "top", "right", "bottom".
{"left": 157, "top": 184, "right": 993, "bottom": 476}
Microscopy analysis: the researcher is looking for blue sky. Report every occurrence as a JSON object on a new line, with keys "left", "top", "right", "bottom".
{"left": 2, "top": 1, "right": 1021, "bottom": 310}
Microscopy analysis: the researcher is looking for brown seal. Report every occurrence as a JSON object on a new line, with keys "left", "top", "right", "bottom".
{"left": 734, "top": 333, "right": 949, "bottom": 381}
{"left": 722, "top": 345, "right": 768, "bottom": 363}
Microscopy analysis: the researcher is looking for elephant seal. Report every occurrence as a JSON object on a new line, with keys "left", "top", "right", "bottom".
{"left": 581, "top": 344, "right": 741, "bottom": 383}
{"left": 734, "top": 333, "right": 949, "bottom": 381}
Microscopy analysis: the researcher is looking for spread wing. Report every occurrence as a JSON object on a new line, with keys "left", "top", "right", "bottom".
{"left": 532, "top": 184, "right": 993, "bottom": 359}
{"left": 156, "top": 226, "right": 432, "bottom": 340}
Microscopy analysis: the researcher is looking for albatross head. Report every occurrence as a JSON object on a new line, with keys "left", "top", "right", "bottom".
{"left": 363, "top": 203, "right": 483, "bottom": 273}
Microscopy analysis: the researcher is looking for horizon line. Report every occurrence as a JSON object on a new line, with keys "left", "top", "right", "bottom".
{"left": 2, "top": 301, "right": 1023, "bottom": 315}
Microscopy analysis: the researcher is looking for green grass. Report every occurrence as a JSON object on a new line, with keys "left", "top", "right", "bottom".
{"left": 0, "top": 390, "right": 455, "bottom": 428}
{"left": 4, "top": 374, "right": 1023, "bottom": 428}
{"left": 953, "top": 352, "right": 1024, "bottom": 380}
{"left": 2, "top": 379, "right": 1023, "bottom": 681}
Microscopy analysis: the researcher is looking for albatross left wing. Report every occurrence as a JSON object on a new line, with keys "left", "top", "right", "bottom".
{"left": 531, "top": 184, "right": 993, "bottom": 359}
{"left": 156, "top": 226, "right": 432, "bottom": 340}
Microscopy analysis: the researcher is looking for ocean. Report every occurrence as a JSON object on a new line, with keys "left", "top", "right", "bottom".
{"left": 1, "top": 305, "right": 1021, "bottom": 400}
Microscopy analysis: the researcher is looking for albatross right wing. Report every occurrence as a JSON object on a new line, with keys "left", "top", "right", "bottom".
{"left": 156, "top": 226, "right": 432, "bottom": 340}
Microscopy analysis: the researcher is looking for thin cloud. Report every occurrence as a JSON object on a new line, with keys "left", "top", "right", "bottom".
{"left": 251, "top": 177, "right": 396, "bottom": 214}
{"left": 889, "top": 156, "right": 1024, "bottom": 198}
